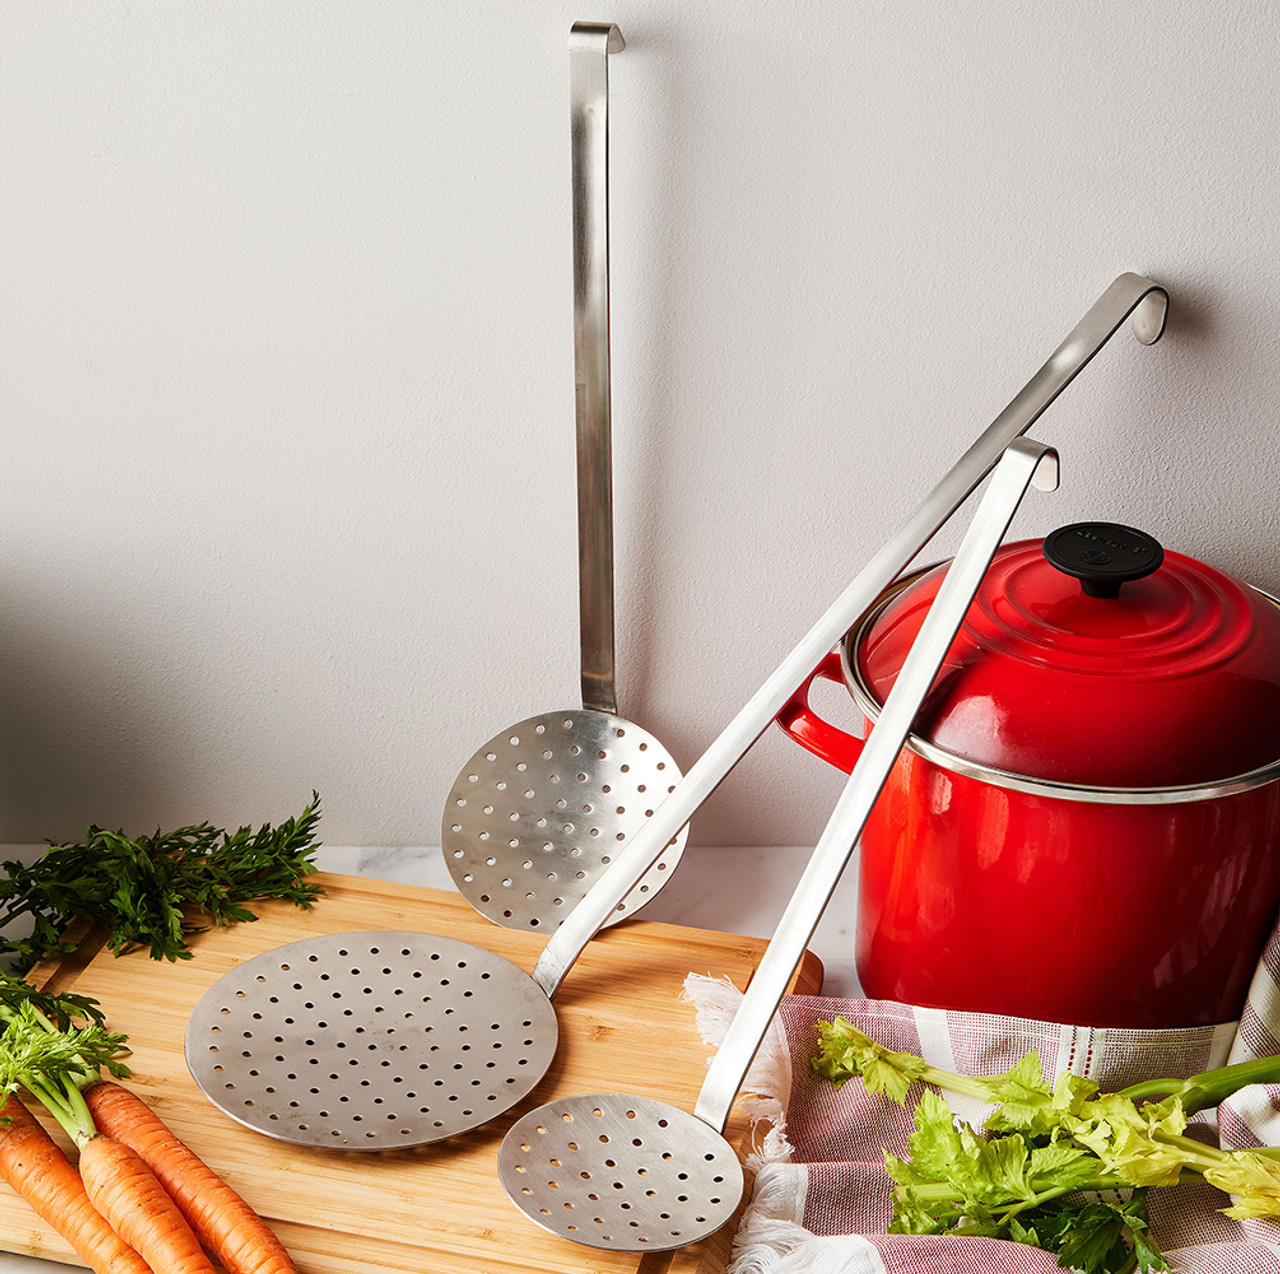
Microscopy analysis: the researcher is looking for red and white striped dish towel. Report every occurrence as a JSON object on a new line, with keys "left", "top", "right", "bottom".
{"left": 683, "top": 924, "right": 1280, "bottom": 1273}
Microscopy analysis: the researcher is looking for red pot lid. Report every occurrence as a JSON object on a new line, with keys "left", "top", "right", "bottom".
{"left": 855, "top": 523, "right": 1280, "bottom": 789}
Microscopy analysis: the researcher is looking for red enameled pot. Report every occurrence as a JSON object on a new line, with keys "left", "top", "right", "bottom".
{"left": 777, "top": 522, "right": 1280, "bottom": 1028}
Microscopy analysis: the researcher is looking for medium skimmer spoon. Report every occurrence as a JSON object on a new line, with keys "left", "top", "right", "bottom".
{"left": 443, "top": 22, "right": 686, "bottom": 933}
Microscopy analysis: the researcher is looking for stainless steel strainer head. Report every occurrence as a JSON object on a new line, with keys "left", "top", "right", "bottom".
{"left": 443, "top": 710, "right": 684, "bottom": 930}
{"left": 444, "top": 23, "right": 686, "bottom": 931}
{"left": 185, "top": 931, "right": 558, "bottom": 1149}
{"left": 499, "top": 440, "right": 1062, "bottom": 1250}
{"left": 497, "top": 1094, "right": 743, "bottom": 1249}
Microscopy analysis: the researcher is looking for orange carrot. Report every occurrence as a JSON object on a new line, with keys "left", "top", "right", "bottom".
{"left": 77, "top": 1131, "right": 215, "bottom": 1274}
{"left": 0, "top": 1094, "right": 154, "bottom": 1274}
{"left": 85, "top": 1081, "right": 297, "bottom": 1274}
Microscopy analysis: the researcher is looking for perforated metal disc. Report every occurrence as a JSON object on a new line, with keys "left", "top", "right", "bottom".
{"left": 185, "top": 931, "right": 558, "bottom": 1149}
{"left": 443, "top": 710, "right": 687, "bottom": 930}
{"left": 498, "top": 1093, "right": 743, "bottom": 1251}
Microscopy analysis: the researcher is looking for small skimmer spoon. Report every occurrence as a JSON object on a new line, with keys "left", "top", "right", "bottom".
{"left": 497, "top": 438, "right": 1060, "bottom": 1250}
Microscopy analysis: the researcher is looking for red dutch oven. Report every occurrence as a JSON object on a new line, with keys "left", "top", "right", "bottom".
{"left": 777, "top": 521, "right": 1280, "bottom": 1028}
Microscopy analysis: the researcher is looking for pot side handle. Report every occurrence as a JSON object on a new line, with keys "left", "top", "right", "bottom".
{"left": 775, "top": 652, "right": 864, "bottom": 775}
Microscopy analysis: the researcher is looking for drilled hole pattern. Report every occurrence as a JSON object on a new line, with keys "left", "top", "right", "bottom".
{"left": 498, "top": 1093, "right": 743, "bottom": 1252}
{"left": 443, "top": 710, "right": 687, "bottom": 930}
{"left": 185, "top": 931, "right": 558, "bottom": 1149}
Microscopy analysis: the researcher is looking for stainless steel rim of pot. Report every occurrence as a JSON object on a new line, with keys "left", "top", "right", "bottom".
{"left": 498, "top": 439, "right": 1061, "bottom": 1251}
{"left": 841, "top": 571, "right": 1280, "bottom": 804}
{"left": 443, "top": 23, "right": 684, "bottom": 930}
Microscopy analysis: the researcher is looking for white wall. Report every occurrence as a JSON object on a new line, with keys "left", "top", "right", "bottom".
{"left": 3, "top": 0, "right": 1278, "bottom": 849}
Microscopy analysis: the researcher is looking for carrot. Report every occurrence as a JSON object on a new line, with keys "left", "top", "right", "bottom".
{"left": 86, "top": 1081, "right": 297, "bottom": 1274}
{"left": 77, "top": 1131, "right": 216, "bottom": 1274}
{"left": 0, "top": 1094, "right": 154, "bottom": 1274}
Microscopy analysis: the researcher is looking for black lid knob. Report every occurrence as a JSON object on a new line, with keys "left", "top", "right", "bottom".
{"left": 1042, "top": 522, "right": 1164, "bottom": 598}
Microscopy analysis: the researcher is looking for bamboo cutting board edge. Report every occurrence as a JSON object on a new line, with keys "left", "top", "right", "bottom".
{"left": 1, "top": 872, "right": 824, "bottom": 1274}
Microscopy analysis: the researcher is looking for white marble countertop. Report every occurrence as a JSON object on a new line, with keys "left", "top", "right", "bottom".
{"left": 0, "top": 841, "right": 863, "bottom": 1273}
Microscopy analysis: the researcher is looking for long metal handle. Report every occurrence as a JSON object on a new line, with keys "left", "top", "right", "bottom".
{"left": 694, "top": 437, "right": 1059, "bottom": 1130}
{"left": 533, "top": 271, "right": 1167, "bottom": 998}
{"left": 571, "top": 22, "right": 623, "bottom": 715}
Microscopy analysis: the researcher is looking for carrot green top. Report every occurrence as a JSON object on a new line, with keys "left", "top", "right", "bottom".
{"left": 0, "top": 973, "right": 131, "bottom": 1148}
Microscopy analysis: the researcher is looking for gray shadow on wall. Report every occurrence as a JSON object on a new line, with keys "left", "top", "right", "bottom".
{"left": 0, "top": 575, "right": 176, "bottom": 846}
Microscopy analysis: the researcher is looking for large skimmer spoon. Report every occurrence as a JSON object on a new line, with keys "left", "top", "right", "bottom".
{"left": 187, "top": 275, "right": 1163, "bottom": 1149}
{"left": 497, "top": 437, "right": 1060, "bottom": 1250}
{"left": 443, "top": 23, "right": 686, "bottom": 933}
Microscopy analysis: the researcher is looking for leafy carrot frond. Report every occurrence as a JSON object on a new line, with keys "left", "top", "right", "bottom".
{"left": 0, "top": 1004, "right": 131, "bottom": 1085}
{"left": 0, "top": 793, "right": 325, "bottom": 971}
{"left": 0, "top": 973, "right": 130, "bottom": 1141}
{"left": 0, "top": 976, "right": 108, "bottom": 1030}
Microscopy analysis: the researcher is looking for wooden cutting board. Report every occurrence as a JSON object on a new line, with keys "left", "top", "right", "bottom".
{"left": 2, "top": 871, "right": 823, "bottom": 1273}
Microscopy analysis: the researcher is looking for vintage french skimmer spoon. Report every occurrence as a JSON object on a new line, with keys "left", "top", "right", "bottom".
{"left": 443, "top": 22, "right": 686, "bottom": 933}
{"left": 497, "top": 437, "right": 1061, "bottom": 1250}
